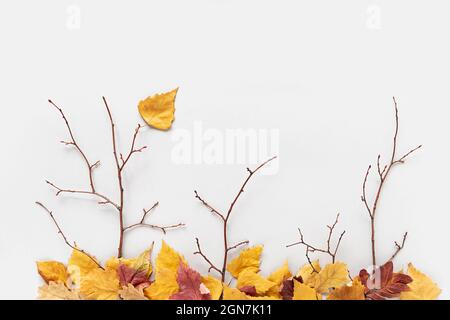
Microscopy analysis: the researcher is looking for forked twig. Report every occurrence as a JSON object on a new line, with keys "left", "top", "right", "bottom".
{"left": 389, "top": 232, "right": 408, "bottom": 261}
{"left": 35, "top": 202, "right": 103, "bottom": 269}
{"left": 123, "top": 201, "right": 185, "bottom": 234}
{"left": 287, "top": 213, "right": 345, "bottom": 272}
{"left": 194, "top": 156, "right": 277, "bottom": 282}
{"left": 361, "top": 97, "right": 421, "bottom": 266}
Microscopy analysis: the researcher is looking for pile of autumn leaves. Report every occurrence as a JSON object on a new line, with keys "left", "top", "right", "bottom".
{"left": 36, "top": 241, "right": 440, "bottom": 300}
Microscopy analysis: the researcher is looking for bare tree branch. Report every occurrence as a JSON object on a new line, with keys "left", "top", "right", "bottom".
{"left": 360, "top": 97, "right": 421, "bottom": 266}
{"left": 194, "top": 156, "right": 277, "bottom": 283}
{"left": 44, "top": 97, "right": 180, "bottom": 259}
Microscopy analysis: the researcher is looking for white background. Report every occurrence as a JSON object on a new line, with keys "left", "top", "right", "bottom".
{"left": 0, "top": 0, "right": 449, "bottom": 299}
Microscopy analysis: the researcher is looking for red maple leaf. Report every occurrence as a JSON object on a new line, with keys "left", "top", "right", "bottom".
{"left": 118, "top": 263, "right": 151, "bottom": 289}
{"left": 170, "top": 264, "right": 211, "bottom": 300}
{"left": 239, "top": 285, "right": 257, "bottom": 297}
{"left": 359, "top": 261, "right": 412, "bottom": 300}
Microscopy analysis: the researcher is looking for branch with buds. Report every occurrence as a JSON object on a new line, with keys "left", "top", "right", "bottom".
{"left": 361, "top": 97, "right": 421, "bottom": 267}
{"left": 40, "top": 98, "right": 183, "bottom": 258}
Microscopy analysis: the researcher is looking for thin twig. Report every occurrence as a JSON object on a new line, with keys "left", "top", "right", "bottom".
{"left": 194, "top": 238, "right": 222, "bottom": 275}
{"left": 120, "top": 124, "right": 147, "bottom": 171}
{"left": 194, "top": 191, "right": 225, "bottom": 221}
{"left": 48, "top": 100, "right": 98, "bottom": 193}
{"left": 46, "top": 180, "right": 120, "bottom": 210}
{"left": 287, "top": 213, "right": 345, "bottom": 271}
{"left": 227, "top": 240, "right": 250, "bottom": 252}
{"left": 140, "top": 202, "right": 160, "bottom": 223}
{"left": 361, "top": 165, "right": 373, "bottom": 218}
{"left": 389, "top": 232, "right": 408, "bottom": 261}
{"left": 123, "top": 222, "right": 185, "bottom": 234}
{"left": 35, "top": 202, "right": 104, "bottom": 269}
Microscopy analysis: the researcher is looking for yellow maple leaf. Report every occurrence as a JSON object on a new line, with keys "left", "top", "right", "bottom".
{"left": 202, "top": 275, "right": 223, "bottom": 300}
{"left": 400, "top": 263, "right": 441, "bottom": 300}
{"left": 227, "top": 245, "right": 263, "bottom": 278}
{"left": 145, "top": 268, "right": 179, "bottom": 300}
{"left": 67, "top": 249, "right": 99, "bottom": 286}
{"left": 105, "top": 244, "right": 153, "bottom": 277}
{"left": 328, "top": 278, "right": 365, "bottom": 300}
{"left": 144, "top": 241, "right": 186, "bottom": 300}
{"left": 119, "top": 284, "right": 148, "bottom": 300}
{"left": 36, "top": 261, "right": 68, "bottom": 284}
{"left": 222, "top": 285, "right": 249, "bottom": 300}
{"left": 293, "top": 279, "right": 320, "bottom": 300}
{"left": 296, "top": 260, "right": 321, "bottom": 286}
{"left": 105, "top": 257, "right": 120, "bottom": 271}
{"left": 237, "top": 269, "right": 276, "bottom": 295}
{"left": 222, "top": 285, "right": 278, "bottom": 300}
{"left": 268, "top": 260, "right": 291, "bottom": 285}
{"left": 80, "top": 268, "right": 120, "bottom": 300}
{"left": 310, "top": 262, "right": 349, "bottom": 294}
{"left": 38, "top": 281, "right": 82, "bottom": 300}
{"left": 138, "top": 88, "right": 178, "bottom": 130}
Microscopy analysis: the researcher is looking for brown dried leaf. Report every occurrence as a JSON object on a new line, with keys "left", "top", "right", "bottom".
{"left": 359, "top": 261, "right": 412, "bottom": 300}
{"left": 119, "top": 284, "right": 148, "bottom": 300}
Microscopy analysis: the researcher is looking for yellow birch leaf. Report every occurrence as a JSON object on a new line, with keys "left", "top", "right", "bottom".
{"left": 310, "top": 262, "right": 349, "bottom": 294}
{"left": 202, "top": 275, "right": 223, "bottom": 300}
{"left": 293, "top": 279, "right": 320, "bottom": 300}
{"left": 328, "top": 278, "right": 365, "bottom": 300}
{"left": 119, "top": 284, "right": 148, "bottom": 300}
{"left": 67, "top": 249, "right": 99, "bottom": 286}
{"left": 266, "top": 261, "right": 291, "bottom": 298}
{"left": 237, "top": 269, "right": 276, "bottom": 295}
{"left": 296, "top": 260, "right": 321, "bottom": 287}
{"left": 38, "top": 281, "right": 82, "bottom": 300}
{"left": 138, "top": 88, "right": 178, "bottom": 130}
{"left": 80, "top": 268, "right": 120, "bottom": 300}
{"left": 36, "top": 261, "right": 68, "bottom": 284}
{"left": 227, "top": 245, "right": 263, "bottom": 278}
{"left": 400, "top": 263, "right": 441, "bottom": 300}
{"left": 144, "top": 241, "right": 186, "bottom": 300}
